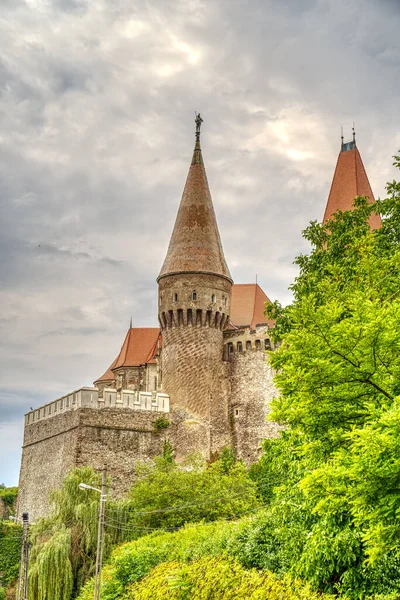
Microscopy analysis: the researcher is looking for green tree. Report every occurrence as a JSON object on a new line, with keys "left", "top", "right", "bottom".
{"left": 263, "top": 152, "right": 400, "bottom": 595}
{"left": 116, "top": 452, "right": 259, "bottom": 535}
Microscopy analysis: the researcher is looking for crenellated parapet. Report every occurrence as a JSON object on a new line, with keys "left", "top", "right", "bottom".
{"left": 24, "top": 387, "right": 170, "bottom": 427}
{"left": 223, "top": 324, "right": 274, "bottom": 360}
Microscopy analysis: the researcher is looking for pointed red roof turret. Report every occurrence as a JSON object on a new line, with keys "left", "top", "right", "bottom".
{"left": 158, "top": 116, "right": 232, "bottom": 282}
{"left": 323, "top": 133, "right": 381, "bottom": 229}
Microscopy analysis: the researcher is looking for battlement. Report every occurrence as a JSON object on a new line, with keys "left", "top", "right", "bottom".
{"left": 24, "top": 386, "right": 170, "bottom": 426}
{"left": 223, "top": 323, "right": 274, "bottom": 359}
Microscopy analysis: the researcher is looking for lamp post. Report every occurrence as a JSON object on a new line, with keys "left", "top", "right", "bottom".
{"left": 79, "top": 468, "right": 107, "bottom": 600}
{"left": 15, "top": 512, "right": 29, "bottom": 600}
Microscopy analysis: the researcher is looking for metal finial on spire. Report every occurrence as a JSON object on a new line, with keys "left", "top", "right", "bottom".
{"left": 352, "top": 122, "right": 356, "bottom": 144}
{"left": 129, "top": 316, "right": 132, "bottom": 329}
{"left": 195, "top": 112, "right": 203, "bottom": 141}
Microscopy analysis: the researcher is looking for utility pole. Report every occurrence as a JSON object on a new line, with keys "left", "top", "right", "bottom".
{"left": 93, "top": 467, "right": 107, "bottom": 600}
{"left": 17, "top": 512, "right": 29, "bottom": 600}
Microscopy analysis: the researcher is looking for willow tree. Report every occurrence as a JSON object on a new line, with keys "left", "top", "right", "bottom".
{"left": 28, "top": 467, "right": 106, "bottom": 600}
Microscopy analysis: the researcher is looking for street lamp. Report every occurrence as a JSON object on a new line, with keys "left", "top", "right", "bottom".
{"left": 78, "top": 483, "right": 102, "bottom": 493}
{"left": 79, "top": 470, "right": 107, "bottom": 600}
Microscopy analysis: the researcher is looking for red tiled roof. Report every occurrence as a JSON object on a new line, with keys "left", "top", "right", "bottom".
{"left": 94, "top": 328, "right": 160, "bottom": 383}
{"left": 323, "top": 143, "right": 381, "bottom": 229}
{"left": 230, "top": 284, "right": 274, "bottom": 329}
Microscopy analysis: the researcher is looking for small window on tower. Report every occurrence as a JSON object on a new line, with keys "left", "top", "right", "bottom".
{"left": 174, "top": 293, "right": 178, "bottom": 302}
{"left": 211, "top": 294, "right": 216, "bottom": 303}
{"left": 159, "top": 295, "right": 162, "bottom": 306}
{"left": 192, "top": 290, "right": 197, "bottom": 301}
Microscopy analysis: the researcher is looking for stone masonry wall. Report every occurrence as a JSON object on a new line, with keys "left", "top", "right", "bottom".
{"left": 158, "top": 272, "right": 232, "bottom": 459}
{"left": 17, "top": 410, "right": 81, "bottom": 520}
{"left": 229, "top": 349, "right": 283, "bottom": 466}
{"left": 17, "top": 408, "right": 169, "bottom": 520}
{"left": 75, "top": 408, "right": 168, "bottom": 499}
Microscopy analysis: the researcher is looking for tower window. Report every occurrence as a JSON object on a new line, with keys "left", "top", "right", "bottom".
{"left": 174, "top": 293, "right": 178, "bottom": 302}
{"left": 192, "top": 290, "right": 197, "bottom": 301}
{"left": 255, "top": 339, "right": 261, "bottom": 349}
{"left": 159, "top": 295, "right": 162, "bottom": 306}
{"left": 264, "top": 339, "right": 271, "bottom": 350}
{"left": 211, "top": 294, "right": 216, "bottom": 303}
{"left": 228, "top": 342, "right": 234, "bottom": 353}
{"left": 246, "top": 340, "right": 252, "bottom": 351}
{"left": 237, "top": 342, "right": 243, "bottom": 353}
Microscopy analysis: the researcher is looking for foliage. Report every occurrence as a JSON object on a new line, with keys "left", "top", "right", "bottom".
{"left": 258, "top": 153, "right": 400, "bottom": 596}
{"left": 76, "top": 519, "right": 250, "bottom": 600}
{"left": 0, "top": 521, "right": 22, "bottom": 587}
{"left": 153, "top": 416, "right": 170, "bottom": 432}
{"left": 112, "top": 453, "right": 259, "bottom": 536}
{"left": 127, "top": 556, "right": 334, "bottom": 600}
{"left": 0, "top": 587, "right": 6, "bottom": 600}
{"left": 0, "top": 487, "right": 18, "bottom": 508}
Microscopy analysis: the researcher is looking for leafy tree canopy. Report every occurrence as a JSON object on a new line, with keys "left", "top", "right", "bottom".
{"left": 261, "top": 152, "right": 400, "bottom": 594}
{"left": 113, "top": 450, "right": 259, "bottom": 536}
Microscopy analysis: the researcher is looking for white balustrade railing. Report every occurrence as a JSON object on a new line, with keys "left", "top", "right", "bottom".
{"left": 24, "top": 387, "right": 170, "bottom": 425}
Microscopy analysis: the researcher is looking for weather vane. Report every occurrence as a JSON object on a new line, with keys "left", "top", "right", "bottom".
{"left": 195, "top": 112, "right": 203, "bottom": 141}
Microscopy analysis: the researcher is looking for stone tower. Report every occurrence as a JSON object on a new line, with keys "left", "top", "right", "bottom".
{"left": 157, "top": 116, "right": 233, "bottom": 456}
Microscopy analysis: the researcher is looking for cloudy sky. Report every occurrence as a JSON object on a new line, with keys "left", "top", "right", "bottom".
{"left": 1, "top": 0, "right": 399, "bottom": 485}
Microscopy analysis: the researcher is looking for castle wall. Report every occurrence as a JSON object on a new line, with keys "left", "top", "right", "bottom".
{"left": 17, "top": 410, "right": 81, "bottom": 520}
{"left": 75, "top": 408, "right": 168, "bottom": 498}
{"left": 17, "top": 408, "right": 169, "bottom": 520}
{"left": 228, "top": 348, "right": 283, "bottom": 465}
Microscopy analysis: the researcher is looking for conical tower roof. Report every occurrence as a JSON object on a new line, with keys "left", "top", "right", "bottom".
{"left": 323, "top": 135, "right": 381, "bottom": 229}
{"left": 158, "top": 117, "right": 232, "bottom": 282}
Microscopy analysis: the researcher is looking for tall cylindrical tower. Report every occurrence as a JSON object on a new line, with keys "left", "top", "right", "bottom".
{"left": 157, "top": 116, "right": 232, "bottom": 441}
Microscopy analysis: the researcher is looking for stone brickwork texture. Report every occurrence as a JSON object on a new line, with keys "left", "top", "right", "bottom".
{"left": 229, "top": 349, "right": 283, "bottom": 465}
{"left": 17, "top": 408, "right": 169, "bottom": 520}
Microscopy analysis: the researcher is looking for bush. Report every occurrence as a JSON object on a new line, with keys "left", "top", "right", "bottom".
{"left": 0, "top": 522, "right": 22, "bottom": 587}
{"left": 76, "top": 519, "right": 250, "bottom": 600}
{"left": 127, "top": 556, "right": 335, "bottom": 600}
{"left": 0, "top": 487, "right": 18, "bottom": 508}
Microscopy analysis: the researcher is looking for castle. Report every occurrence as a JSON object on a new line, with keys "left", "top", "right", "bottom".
{"left": 16, "top": 121, "right": 378, "bottom": 520}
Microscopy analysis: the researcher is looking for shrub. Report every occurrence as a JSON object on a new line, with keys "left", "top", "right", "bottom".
{"left": 0, "top": 487, "right": 18, "bottom": 508}
{"left": 127, "top": 556, "right": 335, "bottom": 600}
{"left": 76, "top": 520, "right": 250, "bottom": 600}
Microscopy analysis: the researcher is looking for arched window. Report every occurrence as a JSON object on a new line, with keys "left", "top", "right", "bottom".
{"left": 237, "top": 342, "right": 243, "bottom": 353}
{"left": 174, "top": 293, "right": 178, "bottom": 302}
{"left": 228, "top": 342, "right": 234, "bottom": 354}
{"left": 192, "top": 290, "right": 197, "bottom": 301}
{"left": 255, "top": 339, "right": 261, "bottom": 350}
{"left": 211, "top": 294, "right": 216, "bottom": 303}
